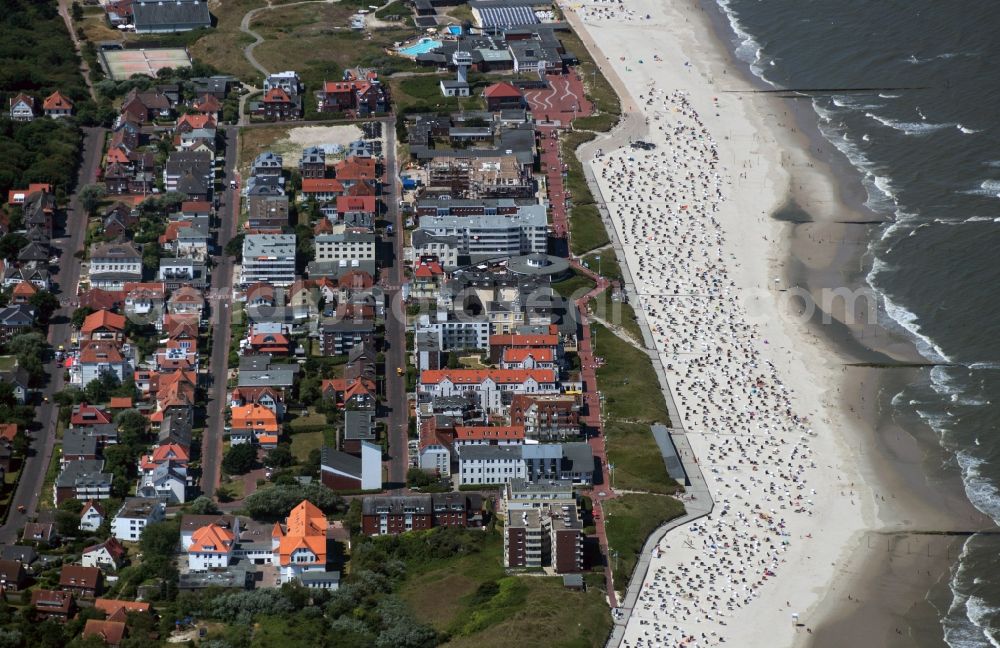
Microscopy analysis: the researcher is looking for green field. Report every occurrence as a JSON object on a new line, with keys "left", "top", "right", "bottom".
{"left": 605, "top": 421, "right": 679, "bottom": 494}
{"left": 398, "top": 532, "right": 612, "bottom": 647}
{"left": 604, "top": 494, "right": 685, "bottom": 584}
{"left": 553, "top": 270, "right": 597, "bottom": 301}
{"left": 592, "top": 323, "right": 669, "bottom": 425}
{"left": 289, "top": 430, "right": 324, "bottom": 461}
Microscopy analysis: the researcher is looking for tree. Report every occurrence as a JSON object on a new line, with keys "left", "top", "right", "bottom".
{"left": 71, "top": 2, "right": 83, "bottom": 21}
{"left": 224, "top": 233, "right": 244, "bottom": 259}
{"left": 142, "top": 243, "right": 161, "bottom": 272}
{"left": 222, "top": 443, "right": 256, "bottom": 475}
{"left": 406, "top": 467, "right": 433, "bottom": 488}
{"left": 187, "top": 495, "right": 220, "bottom": 515}
{"left": 264, "top": 446, "right": 295, "bottom": 468}
{"left": 0, "top": 235, "right": 27, "bottom": 262}
{"left": 70, "top": 306, "right": 94, "bottom": 329}
{"left": 78, "top": 184, "right": 106, "bottom": 215}
{"left": 139, "top": 519, "right": 180, "bottom": 559}
{"left": 28, "top": 291, "right": 59, "bottom": 326}
{"left": 242, "top": 483, "right": 343, "bottom": 519}
{"left": 114, "top": 410, "right": 149, "bottom": 446}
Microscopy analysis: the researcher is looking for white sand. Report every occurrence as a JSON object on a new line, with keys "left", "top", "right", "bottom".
{"left": 274, "top": 124, "right": 366, "bottom": 167}
{"left": 561, "top": 0, "right": 882, "bottom": 645}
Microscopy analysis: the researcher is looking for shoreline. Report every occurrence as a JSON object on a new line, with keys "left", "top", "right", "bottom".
{"left": 557, "top": 0, "right": 991, "bottom": 645}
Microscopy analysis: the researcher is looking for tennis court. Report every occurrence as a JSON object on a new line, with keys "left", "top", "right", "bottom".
{"left": 101, "top": 48, "right": 193, "bottom": 80}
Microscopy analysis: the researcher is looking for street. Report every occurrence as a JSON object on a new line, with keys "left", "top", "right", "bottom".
{"left": 199, "top": 125, "right": 241, "bottom": 497}
{"left": 0, "top": 127, "right": 106, "bottom": 543}
{"left": 381, "top": 116, "right": 409, "bottom": 491}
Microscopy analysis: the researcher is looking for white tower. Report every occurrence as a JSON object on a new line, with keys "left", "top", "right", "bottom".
{"left": 453, "top": 50, "right": 472, "bottom": 84}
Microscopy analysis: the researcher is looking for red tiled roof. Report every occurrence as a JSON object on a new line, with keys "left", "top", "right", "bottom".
{"left": 83, "top": 619, "right": 126, "bottom": 645}
{"left": 454, "top": 425, "right": 525, "bottom": 441}
{"left": 336, "top": 195, "right": 375, "bottom": 213}
{"left": 301, "top": 178, "right": 345, "bottom": 194}
{"left": 484, "top": 81, "right": 523, "bottom": 99}
{"left": 43, "top": 91, "right": 73, "bottom": 111}
{"left": 489, "top": 333, "right": 559, "bottom": 348}
{"left": 264, "top": 87, "right": 292, "bottom": 103}
{"left": 81, "top": 309, "right": 126, "bottom": 334}
{"left": 419, "top": 368, "right": 556, "bottom": 385}
{"left": 502, "top": 347, "right": 554, "bottom": 363}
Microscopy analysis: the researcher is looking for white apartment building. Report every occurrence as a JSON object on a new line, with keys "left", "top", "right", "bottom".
{"left": 457, "top": 445, "right": 525, "bottom": 486}
{"left": 415, "top": 311, "right": 491, "bottom": 351}
{"left": 314, "top": 231, "right": 377, "bottom": 262}
{"left": 418, "top": 368, "right": 559, "bottom": 415}
{"left": 416, "top": 205, "right": 547, "bottom": 259}
{"left": 240, "top": 234, "right": 297, "bottom": 287}
{"left": 111, "top": 497, "right": 166, "bottom": 542}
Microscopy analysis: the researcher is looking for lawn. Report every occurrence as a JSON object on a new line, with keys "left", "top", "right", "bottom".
{"left": 581, "top": 250, "right": 620, "bottom": 285}
{"left": 0, "top": 356, "right": 17, "bottom": 371}
{"left": 399, "top": 531, "right": 612, "bottom": 647}
{"left": 589, "top": 296, "right": 645, "bottom": 347}
{"left": 289, "top": 430, "right": 324, "bottom": 461}
{"left": 605, "top": 421, "right": 680, "bottom": 494}
{"left": 559, "top": 130, "right": 610, "bottom": 255}
{"left": 190, "top": 0, "right": 267, "bottom": 83}
{"left": 286, "top": 409, "right": 329, "bottom": 433}
{"left": 592, "top": 322, "right": 669, "bottom": 425}
{"left": 553, "top": 269, "right": 596, "bottom": 301}
{"left": 560, "top": 31, "right": 621, "bottom": 133}
{"left": 374, "top": 0, "right": 409, "bottom": 20}
{"left": 604, "top": 494, "right": 686, "bottom": 585}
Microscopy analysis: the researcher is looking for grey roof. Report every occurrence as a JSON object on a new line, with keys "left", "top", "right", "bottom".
{"left": 306, "top": 259, "right": 378, "bottom": 279}
{"left": 441, "top": 80, "right": 470, "bottom": 90}
{"left": 561, "top": 442, "right": 594, "bottom": 473}
{"left": 239, "top": 369, "right": 296, "bottom": 388}
{"left": 115, "top": 496, "right": 165, "bottom": 519}
{"left": 150, "top": 460, "right": 186, "bottom": 485}
{"left": 0, "top": 545, "right": 37, "bottom": 564}
{"left": 91, "top": 242, "right": 141, "bottom": 261}
{"left": 0, "top": 305, "right": 35, "bottom": 327}
{"left": 521, "top": 444, "right": 561, "bottom": 460}
{"left": 315, "top": 231, "right": 376, "bottom": 244}
{"left": 418, "top": 204, "right": 546, "bottom": 230}
{"left": 343, "top": 409, "right": 375, "bottom": 441}
{"left": 243, "top": 234, "right": 296, "bottom": 258}
{"left": 320, "top": 446, "right": 361, "bottom": 477}
{"left": 55, "top": 459, "right": 111, "bottom": 489}
{"left": 362, "top": 494, "right": 432, "bottom": 515}
{"left": 321, "top": 319, "right": 374, "bottom": 334}
{"left": 238, "top": 354, "right": 276, "bottom": 371}
{"left": 159, "top": 409, "right": 193, "bottom": 448}
{"left": 62, "top": 429, "right": 97, "bottom": 457}
{"left": 165, "top": 150, "right": 212, "bottom": 176}
{"left": 133, "top": 0, "right": 211, "bottom": 29}
{"left": 299, "top": 570, "right": 340, "bottom": 584}
{"left": 181, "top": 513, "right": 237, "bottom": 532}
{"left": 458, "top": 445, "right": 522, "bottom": 462}
{"left": 179, "top": 569, "right": 250, "bottom": 590}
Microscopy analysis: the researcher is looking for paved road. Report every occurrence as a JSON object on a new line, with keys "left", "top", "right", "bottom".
{"left": 0, "top": 127, "right": 105, "bottom": 543}
{"left": 200, "top": 126, "right": 241, "bottom": 498}
{"left": 380, "top": 117, "right": 408, "bottom": 490}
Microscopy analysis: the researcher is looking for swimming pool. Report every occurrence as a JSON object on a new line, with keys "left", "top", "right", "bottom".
{"left": 398, "top": 38, "right": 442, "bottom": 56}
{"left": 447, "top": 25, "right": 462, "bottom": 35}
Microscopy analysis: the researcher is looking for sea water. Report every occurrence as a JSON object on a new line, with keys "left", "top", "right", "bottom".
{"left": 706, "top": 0, "right": 1000, "bottom": 644}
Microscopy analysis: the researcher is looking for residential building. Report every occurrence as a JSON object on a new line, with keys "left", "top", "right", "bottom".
{"left": 240, "top": 234, "right": 296, "bottom": 287}
{"left": 31, "top": 589, "right": 76, "bottom": 621}
{"left": 0, "top": 559, "right": 28, "bottom": 591}
{"left": 180, "top": 514, "right": 241, "bottom": 550}
{"left": 81, "top": 538, "right": 126, "bottom": 571}
{"left": 298, "top": 146, "right": 326, "bottom": 178}
{"left": 360, "top": 492, "right": 483, "bottom": 536}
{"left": 453, "top": 425, "right": 525, "bottom": 448}
{"left": 314, "top": 231, "right": 377, "bottom": 262}
{"left": 504, "top": 502, "right": 582, "bottom": 573}
{"left": 77, "top": 341, "right": 133, "bottom": 386}
{"left": 43, "top": 91, "right": 74, "bottom": 118}
{"left": 0, "top": 305, "right": 35, "bottom": 343}
{"left": 228, "top": 403, "right": 279, "bottom": 448}
{"left": 247, "top": 195, "right": 289, "bottom": 231}
{"left": 55, "top": 460, "right": 112, "bottom": 505}
{"left": 319, "top": 442, "right": 381, "bottom": 491}
{"left": 137, "top": 460, "right": 187, "bottom": 503}
{"left": 83, "top": 620, "right": 127, "bottom": 646}
{"left": 416, "top": 206, "right": 547, "bottom": 259}
{"left": 415, "top": 311, "right": 490, "bottom": 351}
{"left": 111, "top": 497, "right": 166, "bottom": 542}
{"left": 509, "top": 394, "right": 581, "bottom": 440}
{"left": 263, "top": 71, "right": 302, "bottom": 97}
{"left": 341, "top": 408, "right": 376, "bottom": 454}
{"left": 9, "top": 94, "right": 36, "bottom": 121}
{"left": 187, "top": 523, "right": 235, "bottom": 571}
{"left": 88, "top": 242, "right": 142, "bottom": 290}
{"left": 457, "top": 445, "right": 524, "bottom": 486}
{"left": 59, "top": 564, "right": 103, "bottom": 598}
{"left": 521, "top": 442, "right": 594, "bottom": 486}
{"left": 419, "top": 444, "right": 451, "bottom": 476}
{"left": 22, "top": 521, "right": 58, "bottom": 545}
{"left": 272, "top": 500, "right": 328, "bottom": 584}
{"left": 79, "top": 501, "right": 105, "bottom": 532}
{"left": 319, "top": 319, "right": 373, "bottom": 356}
{"left": 418, "top": 368, "right": 559, "bottom": 415}
{"left": 483, "top": 82, "right": 525, "bottom": 111}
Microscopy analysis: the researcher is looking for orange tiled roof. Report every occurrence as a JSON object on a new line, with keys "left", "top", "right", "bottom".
{"left": 81, "top": 309, "right": 127, "bottom": 334}
{"left": 83, "top": 619, "right": 126, "bottom": 645}
{"left": 277, "top": 500, "right": 327, "bottom": 567}
{"left": 502, "top": 347, "right": 554, "bottom": 363}
{"left": 189, "top": 523, "right": 234, "bottom": 554}
{"left": 489, "top": 333, "right": 559, "bottom": 347}
{"left": 94, "top": 598, "right": 151, "bottom": 616}
{"left": 43, "top": 91, "right": 73, "bottom": 111}
{"left": 231, "top": 403, "right": 278, "bottom": 432}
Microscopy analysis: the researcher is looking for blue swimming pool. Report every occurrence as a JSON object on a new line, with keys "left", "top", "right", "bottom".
{"left": 398, "top": 38, "right": 442, "bottom": 56}
{"left": 447, "top": 25, "right": 462, "bottom": 35}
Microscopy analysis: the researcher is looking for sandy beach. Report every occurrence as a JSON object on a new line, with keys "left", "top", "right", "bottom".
{"left": 557, "top": 0, "right": 992, "bottom": 645}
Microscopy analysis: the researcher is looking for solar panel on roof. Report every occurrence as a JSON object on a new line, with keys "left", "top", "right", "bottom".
{"left": 477, "top": 6, "right": 538, "bottom": 28}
